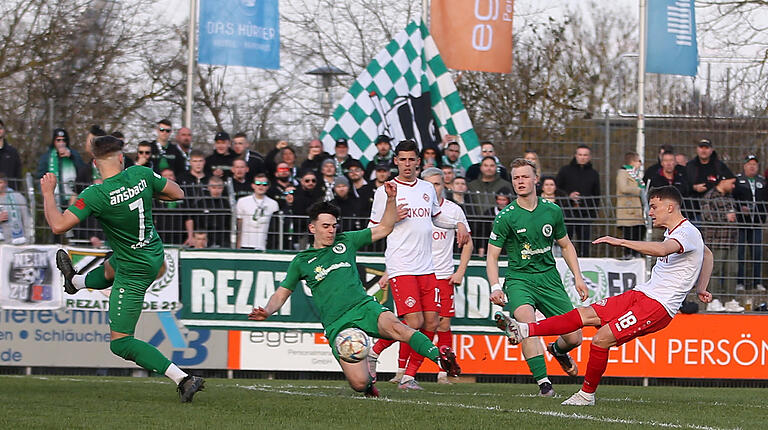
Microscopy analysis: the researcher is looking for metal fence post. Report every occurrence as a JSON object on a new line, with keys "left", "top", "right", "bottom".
{"left": 226, "top": 178, "right": 237, "bottom": 248}
{"left": 604, "top": 110, "right": 611, "bottom": 197}
{"left": 25, "top": 173, "right": 35, "bottom": 244}
{"left": 278, "top": 213, "right": 284, "bottom": 251}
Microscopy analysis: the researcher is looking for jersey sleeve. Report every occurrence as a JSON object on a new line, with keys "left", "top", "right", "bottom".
{"left": 368, "top": 186, "right": 386, "bottom": 226}
{"left": 66, "top": 186, "right": 99, "bottom": 221}
{"left": 343, "top": 228, "right": 373, "bottom": 251}
{"left": 552, "top": 203, "right": 567, "bottom": 240}
{"left": 279, "top": 258, "right": 303, "bottom": 291}
{"left": 488, "top": 211, "right": 511, "bottom": 248}
{"left": 430, "top": 184, "right": 441, "bottom": 216}
{"left": 148, "top": 167, "right": 168, "bottom": 193}
{"left": 668, "top": 226, "right": 698, "bottom": 254}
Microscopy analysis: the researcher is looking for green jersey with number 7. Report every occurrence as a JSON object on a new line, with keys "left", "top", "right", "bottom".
{"left": 67, "top": 165, "right": 167, "bottom": 267}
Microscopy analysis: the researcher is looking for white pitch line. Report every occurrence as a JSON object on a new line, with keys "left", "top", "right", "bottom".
{"left": 237, "top": 383, "right": 742, "bottom": 430}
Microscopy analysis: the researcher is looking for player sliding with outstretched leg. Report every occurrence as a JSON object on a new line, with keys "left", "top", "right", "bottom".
{"left": 249, "top": 192, "right": 461, "bottom": 397}
{"left": 43, "top": 135, "right": 205, "bottom": 402}
{"left": 497, "top": 186, "right": 713, "bottom": 405}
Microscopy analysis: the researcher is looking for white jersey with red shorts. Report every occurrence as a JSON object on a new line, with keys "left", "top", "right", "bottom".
{"left": 369, "top": 178, "right": 441, "bottom": 315}
{"left": 591, "top": 219, "right": 704, "bottom": 345}
{"left": 432, "top": 199, "right": 469, "bottom": 317}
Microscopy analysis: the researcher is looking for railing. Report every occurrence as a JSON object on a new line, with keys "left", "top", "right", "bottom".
{"left": 20, "top": 174, "right": 768, "bottom": 310}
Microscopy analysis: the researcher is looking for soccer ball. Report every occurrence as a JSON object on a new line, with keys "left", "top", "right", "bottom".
{"left": 334, "top": 328, "right": 371, "bottom": 363}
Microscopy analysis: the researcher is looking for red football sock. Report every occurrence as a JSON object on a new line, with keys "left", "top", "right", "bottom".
{"left": 397, "top": 342, "right": 410, "bottom": 369}
{"left": 436, "top": 330, "right": 452, "bottom": 350}
{"left": 404, "top": 330, "right": 434, "bottom": 377}
{"left": 373, "top": 339, "right": 396, "bottom": 355}
{"left": 582, "top": 344, "right": 609, "bottom": 394}
{"left": 528, "top": 309, "right": 584, "bottom": 336}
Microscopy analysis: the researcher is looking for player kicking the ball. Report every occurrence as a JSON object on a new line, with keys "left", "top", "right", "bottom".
{"left": 497, "top": 185, "right": 713, "bottom": 405}
{"left": 248, "top": 189, "right": 461, "bottom": 397}
{"left": 42, "top": 135, "right": 204, "bottom": 402}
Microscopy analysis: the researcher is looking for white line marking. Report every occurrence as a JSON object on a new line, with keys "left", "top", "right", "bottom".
{"left": 237, "top": 383, "right": 742, "bottom": 430}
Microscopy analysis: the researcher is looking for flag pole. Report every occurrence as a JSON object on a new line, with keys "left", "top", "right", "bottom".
{"left": 636, "top": 0, "right": 647, "bottom": 164}
{"left": 185, "top": 0, "right": 197, "bottom": 128}
{"left": 422, "top": 0, "right": 428, "bottom": 24}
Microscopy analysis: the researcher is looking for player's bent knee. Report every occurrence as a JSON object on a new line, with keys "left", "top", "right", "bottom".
{"left": 591, "top": 328, "right": 616, "bottom": 348}
{"left": 110, "top": 336, "right": 134, "bottom": 360}
{"left": 347, "top": 378, "right": 369, "bottom": 392}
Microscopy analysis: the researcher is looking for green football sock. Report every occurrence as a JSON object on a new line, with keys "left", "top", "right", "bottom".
{"left": 526, "top": 354, "right": 548, "bottom": 382}
{"left": 110, "top": 336, "right": 172, "bottom": 374}
{"left": 407, "top": 331, "right": 440, "bottom": 363}
{"left": 553, "top": 338, "right": 573, "bottom": 355}
{"left": 85, "top": 266, "right": 114, "bottom": 290}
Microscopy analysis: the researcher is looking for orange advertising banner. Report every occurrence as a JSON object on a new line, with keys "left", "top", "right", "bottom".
{"left": 417, "top": 314, "right": 768, "bottom": 379}
{"left": 430, "top": 0, "right": 514, "bottom": 73}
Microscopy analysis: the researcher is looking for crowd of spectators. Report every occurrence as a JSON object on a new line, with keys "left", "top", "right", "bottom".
{"left": 0, "top": 117, "right": 765, "bottom": 299}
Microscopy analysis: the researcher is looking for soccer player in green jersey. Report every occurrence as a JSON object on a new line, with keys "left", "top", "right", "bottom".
{"left": 41, "top": 135, "right": 205, "bottom": 403}
{"left": 487, "top": 158, "right": 589, "bottom": 396}
{"left": 248, "top": 184, "right": 461, "bottom": 397}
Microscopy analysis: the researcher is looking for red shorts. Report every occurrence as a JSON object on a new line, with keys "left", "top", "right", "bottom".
{"left": 436, "top": 278, "right": 455, "bottom": 318}
{"left": 389, "top": 274, "right": 440, "bottom": 317}
{"left": 590, "top": 290, "right": 673, "bottom": 346}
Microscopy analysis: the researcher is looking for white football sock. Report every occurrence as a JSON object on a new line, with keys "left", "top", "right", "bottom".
{"left": 72, "top": 275, "right": 87, "bottom": 290}
{"left": 536, "top": 377, "right": 551, "bottom": 386}
{"left": 400, "top": 374, "right": 414, "bottom": 384}
{"left": 165, "top": 363, "right": 187, "bottom": 385}
{"left": 519, "top": 322, "right": 530, "bottom": 338}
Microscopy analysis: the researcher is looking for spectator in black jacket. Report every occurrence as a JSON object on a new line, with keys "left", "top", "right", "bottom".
{"left": 149, "top": 119, "right": 186, "bottom": 176}
{"left": 232, "top": 132, "right": 265, "bottom": 181}
{"left": 733, "top": 155, "right": 768, "bottom": 292}
{"left": 331, "top": 176, "right": 364, "bottom": 232}
{"left": 206, "top": 131, "right": 238, "bottom": 179}
{"left": 231, "top": 158, "right": 253, "bottom": 200}
{"left": 556, "top": 145, "right": 600, "bottom": 257}
{"left": 0, "top": 119, "right": 23, "bottom": 190}
{"left": 265, "top": 141, "right": 299, "bottom": 183}
{"left": 300, "top": 139, "right": 332, "bottom": 174}
{"left": 647, "top": 151, "right": 692, "bottom": 227}
{"left": 643, "top": 144, "right": 684, "bottom": 182}
{"left": 685, "top": 138, "right": 733, "bottom": 221}
{"left": 177, "top": 150, "right": 209, "bottom": 198}
{"left": 364, "top": 135, "right": 396, "bottom": 181}
{"left": 465, "top": 141, "right": 509, "bottom": 182}
{"left": 188, "top": 175, "right": 231, "bottom": 248}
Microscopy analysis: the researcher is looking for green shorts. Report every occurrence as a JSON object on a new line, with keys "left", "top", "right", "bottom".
{"left": 324, "top": 296, "right": 391, "bottom": 360}
{"left": 108, "top": 253, "right": 164, "bottom": 335}
{"left": 504, "top": 268, "right": 574, "bottom": 318}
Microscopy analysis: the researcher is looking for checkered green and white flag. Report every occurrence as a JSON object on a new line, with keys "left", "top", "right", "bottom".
{"left": 319, "top": 20, "right": 480, "bottom": 168}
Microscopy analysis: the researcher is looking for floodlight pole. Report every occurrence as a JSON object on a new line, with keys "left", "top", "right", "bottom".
{"left": 185, "top": 0, "right": 197, "bottom": 128}
{"left": 636, "top": 0, "right": 647, "bottom": 165}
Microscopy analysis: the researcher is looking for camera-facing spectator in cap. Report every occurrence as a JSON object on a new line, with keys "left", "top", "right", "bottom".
{"left": 293, "top": 170, "right": 323, "bottom": 216}
{"left": 331, "top": 137, "right": 360, "bottom": 178}
{"left": 37, "top": 128, "right": 86, "bottom": 209}
{"left": 441, "top": 137, "right": 464, "bottom": 177}
{"left": 734, "top": 154, "right": 768, "bottom": 292}
{"left": 206, "top": 130, "right": 237, "bottom": 179}
{"left": 345, "top": 158, "right": 366, "bottom": 196}
{"left": 365, "top": 134, "right": 395, "bottom": 181}
{"left": 0, "top": 119, "right": 22, "bottom": 190}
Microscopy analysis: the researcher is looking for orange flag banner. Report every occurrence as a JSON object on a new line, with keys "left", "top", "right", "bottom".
{"left": 430, "top": 0, "right": 514, "bottom": 73}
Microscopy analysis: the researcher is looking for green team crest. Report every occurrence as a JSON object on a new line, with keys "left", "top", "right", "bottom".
{"left": 562, "top": 268, "right": 609, "bottom": 307}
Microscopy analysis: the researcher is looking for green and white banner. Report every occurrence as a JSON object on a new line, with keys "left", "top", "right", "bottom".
{"left": 178, "top": 250, "right": 645, "bottom": 333}
{"left": 319, "top": 20, "right": 480, "bottom": 167}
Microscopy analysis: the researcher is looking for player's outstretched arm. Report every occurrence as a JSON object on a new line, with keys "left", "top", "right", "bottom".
{"left": 450, "top": 235, "right": 473, "bottom": 285}
{"left": 40, "top": 173, "right": 81, "bottom": 235}
{"left": 592, "top": 235, "right": 679, "bottom": 257}
{"left": 557, "top": 234, "right": 588, "bottom": 301}
{"left": 486, "top": 244, "right": 507, "bottom": 306}
{"left": 371, "top": 181, "right": 399, "bottom": 242}
{"left": 695, "top": 245, "right": 714, "bottom": 303}
{"left": 157, "top": 179, "right": 184, "bottom": 201}
{"left": 248, "top": 286, "right": 293, "bottom": 320}
{"left": 432, "top": 212, "right": 470, "bottom": 246}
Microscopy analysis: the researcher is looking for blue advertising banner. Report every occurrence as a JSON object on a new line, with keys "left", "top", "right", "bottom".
{"left": 198, "top": 0, "right": 279, "bottom": 69}
{"left": 646, "top": 0, "right": 698, "bottom": 76}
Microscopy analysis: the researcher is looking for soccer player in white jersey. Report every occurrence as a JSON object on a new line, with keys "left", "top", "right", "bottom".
{"left": 422, "top": 167, "right": 473, "bottom": 384}
{"left": 498, "top": 186, "right": 713, "bottom": 405}
{"left": 367, "top": 140, "right": 469, "bottom": 390}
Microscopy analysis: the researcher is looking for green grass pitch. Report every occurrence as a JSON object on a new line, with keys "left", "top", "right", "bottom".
{"left": 0, "top": 375, "right": 762, "bottom": 429}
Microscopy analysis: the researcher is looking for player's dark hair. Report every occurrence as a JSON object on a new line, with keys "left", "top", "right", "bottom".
{"left": 308, "top": 201, "right": 341, "bottom": 222}
{"left": 394, "top": 139, "right": 419, "bottom": 156}
{"left": 157, "top": 119, "right": 171, "bottom": 127}
{"left": 92, "top": 135, "right": 124, "bottom": 158}
{"left": 648, "top": 185, "right": 683, "bottom": 207}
